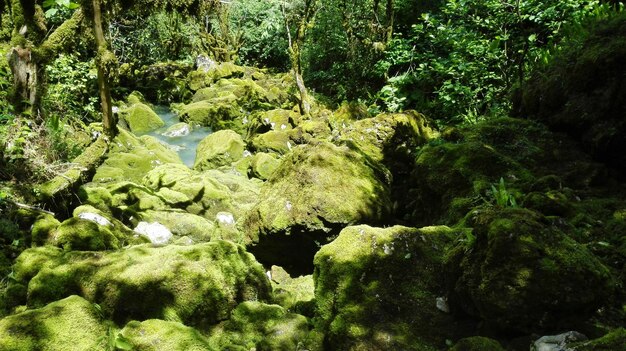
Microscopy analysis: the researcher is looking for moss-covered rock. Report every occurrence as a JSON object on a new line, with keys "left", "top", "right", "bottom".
{"left": 119, "top": 319, "right": 213, "bottom": 350}
{"left": 122, "top": 102, "right": 165, "bottom": 134}
{"left": 92, "top": 129, "right": 183, "bottom": 183}
{"left": 8, "top": 241, "right": 272, "bottom": 328}
{"left": 269, "top": 266, "right": 315, "bottom": 314}
{"left": 31, "top": 214, "right": 61, "bottom": 246}
{"left": 52, "top": 217, "right": 119, "bottom": 251}
{"left": 136, "top": 210, "right": 217, "bottom": 242}
{"left": 250, "top": 152, "right": 281, "bottom": 180}
{"left": 251, "top": 131, "right": 292, "bottom": 155}
{"left": 207, "top": 301, "right": 315, "bottom": 351}
{"left": 0, "top": 295, "right": 107, "bottom": 351}
{"left": 243, "top": 141, "right": 392, "bottom": 273}
{"left": 445, "top": 207, "right": 615, "bottom": 333}
{"left": 142, "top": 163, "right": 260, "bottom": 222}
{"left": 448, "top": 336, "right": 505, "bottom": 351}
{"left": 178, "top": 100, "right": 243, "bottom": 133}
{"left": 339, "top": 111, "right": 439, "bottom": 163}
{"left": 570, "top": 328, "right": 626, "bottom": 350}
{"left": 194, "top": 130, "right": 246, "bottom": 171}
{"left": 407, "top": 117, "right": 602, "bottom": 226}
{"left": 313, "top": 225, "right": 459, "bottom": 351}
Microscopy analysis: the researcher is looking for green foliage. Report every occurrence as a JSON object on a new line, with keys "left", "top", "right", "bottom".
{"left": 377, "top": 0, "right": 608, "bottom": 123}
{"left": 489, "top": 177, "right": 518, "bottom": 208}
{"left": 43, "top": 0, "right": 80, "bottom": 19}
{"left": 44, "top": 53, "right": 99, "bottom": 123}
{"left": 228, "top": 0, "right": 289, "bottom": 69}
{"left": 109, "top": 11, "right": 204, "bottom": 65}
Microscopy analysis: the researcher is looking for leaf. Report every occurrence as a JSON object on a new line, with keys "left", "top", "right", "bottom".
{"left": 45, "top": 8, "right": 58, "bottom": 18}
{"left": 43, "top": 0, "right": 56, "bottom": 8}
{"left": 114, "top": 335, "right": 133, "bottom": 350}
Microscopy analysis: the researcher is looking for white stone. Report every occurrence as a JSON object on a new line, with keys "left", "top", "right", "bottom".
{"left": 436, "top": 297, "right": 449, "bottom": 313}
{"left": 78, "top": 212, "right": 112, "bottom": 227}
{"left": 532, "top": 331, "right": 587, "bottom": 351}
{"left": 134, "top": 221, "right": 173, "bottom": 245}
{"left": 216, "top": 212, "right": 235, "bottom": 226}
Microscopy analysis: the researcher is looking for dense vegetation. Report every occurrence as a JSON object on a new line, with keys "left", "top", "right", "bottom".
{"left": 1, "top": 0, "right": 625, "bottom": 350}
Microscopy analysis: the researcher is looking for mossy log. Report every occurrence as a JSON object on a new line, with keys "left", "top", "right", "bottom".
{"left": 36, "top": 137, "right": 109, "bottom": 212}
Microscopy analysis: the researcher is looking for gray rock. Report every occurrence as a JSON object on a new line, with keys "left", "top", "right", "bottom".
{"left": 531, "top": 331, "right": 587, "bottom": 351}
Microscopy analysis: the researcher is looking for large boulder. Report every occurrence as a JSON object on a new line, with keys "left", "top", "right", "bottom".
{"left": 0, "top": 295, "right": 107, "bottom": 350}
{"left": 445, "top": 207, "right": 615, "bottom": 333}
{"left": 119, "top": 319, "right": 212, "bottom": 350}
{"left": 408, "top": 117, "right": 603, "bottom": 226}
{"left": 313, "top": 225, "right": 459, "bottom": 350}
{"left": 121, "top": 102, "right": 165, "bottom": 134}
{"left": 194, "top": 130, "right": 246, "bottom": 171}
{"left": 243, "top": 141, "right": 392, "bottom": 274}
{"left": 8, "top": 241, "right": 272, "bottom": 329}
{"left": 207, "top": 301, "right": 316, "bottom": 350}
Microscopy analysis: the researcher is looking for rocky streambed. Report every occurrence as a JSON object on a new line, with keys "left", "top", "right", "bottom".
{"left": 1, "top": 59, "right": 625, "bottom": 351}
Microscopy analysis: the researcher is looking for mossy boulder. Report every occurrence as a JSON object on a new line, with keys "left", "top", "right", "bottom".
{"left": 122, "top": 102, "right": 165, "bottom": 134}
{"left": 244, "top": 141, "right": 392, "bottom": 273}
{"left": 246, "top": 109, "right": 298, "bottom": 138}
{"left": 119, "top": 319, "right": 212, "bottom": 350}
{"left": 448, "top": 336, "right": 505, "bottom": 351}
{"left": 194, "top": 130, "right": 246, "bottom": 171}
{"left": 188, "top": 62, "right": 246, "bottom": 90}
{"left": 136, "top": 210, "right": 217, "bottom": 242}
{"left": 0, "top": 295, "right": 107, "bottom": 351}
{"left": 178, "top": 100, "right": 243, "bottom": 134}
{"left": 142, "top": 163, "right": 260, "bottom": 223}
{"left": 250, "top": 152, "right": 281, "bottom": 180}
{"left": 207, "top": 301, "right": 315, "bottom": 351}
{"left": 313, "top": 225, "right": 459, "bottom": 350}
{"left": 269, "top": 266, "right": 315, "bottom": 314}
{"left": 570, "top": 328, "right": 626, "bottom": 350}
{"left": 9, "top": 241, "right": 272, "bottom": 328}
{"left": 407, "top": 117, "right": 601, "bottom": 226}
{"left": 251, "top": 131, "right": 292, "bottom": 155}
{"left": 52, "top": 217, "right": 119, "bottom": 251}
{"left": 92, "top": 129, "right": 183, "bottom": 183}
{"left": 339, "top": 111, "right": 439, "bottom": 163}
{"left": 445, "top": 207, "right": 615, "bottom": 333}
{"left": 31, "top": 214, "right": 61, "bottom": 246}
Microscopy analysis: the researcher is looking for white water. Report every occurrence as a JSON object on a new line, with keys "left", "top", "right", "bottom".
{"left": 143, "top": 106, "right": 213, "bottom": 167}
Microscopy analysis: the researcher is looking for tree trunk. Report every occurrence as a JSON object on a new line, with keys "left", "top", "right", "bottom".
{"left": 8, "top": 47, "right": 40, "bottom": 117}
{"left": 91, "top": 0, "right": 116, "bottom": 137}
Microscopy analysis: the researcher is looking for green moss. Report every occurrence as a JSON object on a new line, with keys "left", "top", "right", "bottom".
{"left": 178, "top": 100, "right": 242, "bottom": 132}
{"left": 207, "top": 301, "right": 314, "bottom": 351}
{"left": 573, "top": 328, "right": 626, "bottom": 350}
{"left": 339, "top": 111, "right": 439, "bottom": 163}
{"left": 313, "top": 225, "right": 458, "bottom": 350}
{"left": 448, "top": 336, "right": 505, "bottom": 351}
{"left": 445, "top": 207, "right": 615, "bottom": 333}
{"left": 194, "top": 130, "right": 245, "bottom": 171}
{"left": 0, "top": 295, "right": 107, "bottom": 350}
{"left": 250, "top": 152, "right": 281, "bottom": 180}
{"left": 269, "top": 266, "right": 315, "bottom": 314}
{"left": 92, "top": 129, "right": 182, "bottom": 183}
{"left": 122, "top": 102, "right": 165, "bottom": 134}
{"left": 9, "top": 241, "right": 271, "bottom": 329}
{"left": 251, "top": 131, "right": 292, "bottom": 155}
{"left": 137, "top": 210, "right": 217, "bottom": 242}
{"left": 120, "top": 319, "right": 213, "bottom": 350}
{"left": 243, "top": 142, "right": 392, "bottom": 272}
{"left": 52, "top": 217, "right": 119, "bottom": 251}
{"left": 37, "top": 137, "right": 108, "bottom": 203}
{"left": 31, "top": 214, "right": 61, "bottom": 246}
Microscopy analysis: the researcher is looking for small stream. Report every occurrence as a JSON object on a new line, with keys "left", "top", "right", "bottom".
{"left": 142, "top": 106, "right": 213, "bottom": 167}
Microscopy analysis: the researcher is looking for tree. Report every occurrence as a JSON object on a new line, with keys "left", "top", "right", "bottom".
{"left": 281, "top": 0, "right": 318, "bottom": 115}
{"left": 6, "top": 0, "right": 84, "bottom": 117}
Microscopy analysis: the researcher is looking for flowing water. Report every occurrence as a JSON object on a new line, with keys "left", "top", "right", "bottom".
{"left": 142, "top": 106, "right": 213, "bottom": 167}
